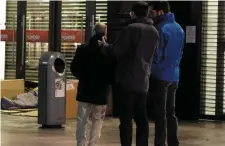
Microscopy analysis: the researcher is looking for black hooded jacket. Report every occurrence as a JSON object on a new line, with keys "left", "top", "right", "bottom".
{"left": 102, "top": 18, "right": 160, "bottom": 93}
{"left": 76, "top": 35, "right": 116, "bottom": 105}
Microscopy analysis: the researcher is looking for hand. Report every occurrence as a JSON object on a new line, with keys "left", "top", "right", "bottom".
{"left": 98, "top": 40, "right": 103, "bottom": 46}
{"left": 98, "top": 36, "right": 107, "bottom": 46}
{"left": 101, "top": 36, "right": 106, "bottom": 44}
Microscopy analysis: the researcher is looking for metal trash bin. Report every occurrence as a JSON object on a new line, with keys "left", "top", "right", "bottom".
{"left": 38, "top": 52, "right": 66, "bottom": 127}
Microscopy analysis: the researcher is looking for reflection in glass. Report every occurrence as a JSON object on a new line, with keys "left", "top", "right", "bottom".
{"left": 4, "top": 1, "right": 17, "bottom": 79}
{"left": 201, "top": 0, "right": 219, "bottom": 116}
{"left": 61, "top": 0, "right": 107, "bottom": 79}
{"left": 25, "top": 1, "right": 49, "bottom": 81}
{"left": 61, "top": 1, "right": 86, "bottom": 79}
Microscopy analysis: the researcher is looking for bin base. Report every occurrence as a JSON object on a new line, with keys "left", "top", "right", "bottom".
{"left": 39, "top": 124, "right": 64, "bottom": 129}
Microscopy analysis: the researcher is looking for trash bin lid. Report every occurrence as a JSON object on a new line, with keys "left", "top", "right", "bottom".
{"left": 39, "top": 52, "right": 65, "bottom": 65}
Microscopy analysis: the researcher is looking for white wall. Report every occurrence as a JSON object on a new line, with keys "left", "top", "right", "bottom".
{"left": 0, "top": 0, "right": 6, "bottom": 80}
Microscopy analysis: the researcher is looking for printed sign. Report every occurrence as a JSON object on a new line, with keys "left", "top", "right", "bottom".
{"left": 0, "top": 29, "right": 85, "bottom": 43}
{"left": 66, "top": 83, "right": 75, "bottom": 91}
{"left": 186, "top": 26, "right": 196, "bottom": 43}
{"left": 55, "top": 78, "right": 65, "bottom": 98}
{"left": 26, "top": 30, "right": 48, "bottom": 42}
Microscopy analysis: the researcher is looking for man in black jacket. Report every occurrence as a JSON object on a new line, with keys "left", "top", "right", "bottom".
{"left": 99, "top": 2, "right": 159, "bottom": 146}
{"left": 74, "top": 23, "right": 115, "bottom": 146}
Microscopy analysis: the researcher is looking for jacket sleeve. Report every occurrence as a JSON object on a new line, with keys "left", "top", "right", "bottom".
{"left": 180, "top": 40, "right": 184, "bottom": 59}
{"left": 70, "top": 45, "right": 85, "bottom": 79}
{"left": 180, "top": 33, "right": 185, "bottom": 59}
{"left": 152, "top": 29, "right": 169, "bottom": 69}
{"left": 101, "top": 27, "right": 131, "bottom": 57}
{"left": 156, "top": 30, "right": 184, "bottom": 69}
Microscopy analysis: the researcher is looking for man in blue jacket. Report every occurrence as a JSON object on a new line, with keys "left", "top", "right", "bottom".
{"left": 148, "top": 2, "right": 184, "bottom": 146}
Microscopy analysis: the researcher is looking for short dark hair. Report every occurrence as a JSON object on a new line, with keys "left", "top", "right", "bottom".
{"left": 132, "top": 1, "right": 149, "bottom": 17}
{"left": 148, "top": 1, "right": 170, "bottom": 13}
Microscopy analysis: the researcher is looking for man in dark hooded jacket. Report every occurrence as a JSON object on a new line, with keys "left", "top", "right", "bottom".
{"left": 73, "top": 23, "right": 115, "bottom": 146}
{"left": 99, "top": 2, "right": 159, "bottom": 146}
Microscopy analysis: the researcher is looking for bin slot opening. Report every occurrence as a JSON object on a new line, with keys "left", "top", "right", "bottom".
{"left": 54, "top": 58, "right": 65, "bottom": 74}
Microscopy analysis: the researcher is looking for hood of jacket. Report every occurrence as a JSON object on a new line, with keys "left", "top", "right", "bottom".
{"left": 153, "top": 12, "right": 175, "bottom": 26}
{"left": 161, "top": 12, "right": 175, "bottom": 22}
{"left": 124, "top": 17, "right": 154, "bottom": 26}
{"left": 132, "top": 17, "right": 154, "bottom": 25}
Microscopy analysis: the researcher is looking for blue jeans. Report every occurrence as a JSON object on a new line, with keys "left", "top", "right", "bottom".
{"left": 150, "top": 78, "right": 179, "bottom": 146}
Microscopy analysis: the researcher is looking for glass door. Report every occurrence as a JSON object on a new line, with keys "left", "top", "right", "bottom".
{"left": 3, "top": 1, "right": 50, "bottom": 81}
{"left": 201, "top": 0, "right": 225, "bottom": 120}
{"left": 25, "top": 1, "right": 49, "bottom": 81}
{"left": 2, "top": 0, "right": 108, "bottom": 81}
{"left": 61, "top": 1, "right": 86, "bottom": 79}
{"left": 2, "top": 1, "right": 17, "bottom": 79}
{"left": 61, "top": 0, "right": 107, "bottom": 79}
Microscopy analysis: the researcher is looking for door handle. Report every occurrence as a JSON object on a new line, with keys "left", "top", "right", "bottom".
{"left": 81, "top": 15, "right": 84, "bottom": 44}
{"left": 12, "top": 15, "right": 16, "bottom": 65}
{"left": 91, "top": 15, "right": 95, "bottom": 36}
{"left": 90, "top": 15, "right": 95, "bottom": 27}
{"left": 98, "top": 14, "right": 101, "bottom": 22}
{"left": 28, "top": 17, "right": 31, "bottom": 64}
{"left": 21, "top": 14, "right": 25, "bottom": 66}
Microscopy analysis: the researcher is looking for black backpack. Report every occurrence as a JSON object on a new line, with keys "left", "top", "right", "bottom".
{"left": 70, "top": 44, "right": 88, "bottom": 79}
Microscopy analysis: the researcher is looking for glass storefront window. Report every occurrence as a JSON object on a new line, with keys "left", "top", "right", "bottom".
{"left": 61, "top": 1, "right": 86, "bottom": 80}
{"left": 25, "top": 1, "right": 49, "bottom": 81}
{"left": 3, "top": 1, "right": 108, "bottom": 81}
{"left": 201, "top": 0, "right": 225, "bottom": 116}
{"left": 4, "top": 1, "right": 17, "bottom": 79}
{"left": 201, "top": 0, "right": 218, "bottom": 116}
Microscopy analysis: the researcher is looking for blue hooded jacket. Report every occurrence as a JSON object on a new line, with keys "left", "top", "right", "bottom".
{"left": 152, "top": 13, "right": 184, "bottom": 82}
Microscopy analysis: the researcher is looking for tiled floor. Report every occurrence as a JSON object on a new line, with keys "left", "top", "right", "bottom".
{"left": 1, "top": 114, "right": 225, "bottom": 146}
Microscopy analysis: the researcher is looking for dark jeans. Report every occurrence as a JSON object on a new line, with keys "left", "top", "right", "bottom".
{"left": 117, "top": 83, "right": 149, "bottom": 146}
{"left": 151, "top": 78, "right": 179, "bottom": 146}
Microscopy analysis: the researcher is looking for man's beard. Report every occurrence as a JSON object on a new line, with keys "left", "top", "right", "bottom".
{"left": 152, "top": 16, "right": 163, "bottom": 26}
{"left": 148, "top": 13, "right": 163, "bottom": 26}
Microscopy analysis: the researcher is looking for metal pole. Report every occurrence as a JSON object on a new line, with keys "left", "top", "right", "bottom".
{"left": 16, "top": 1, "right": 27, "bottom": 79}
{"left": 85, "top": 1, "right": 96, "bottom": 42}
{"left": 48, "top": 1, "right": 62, "bottom": 52}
